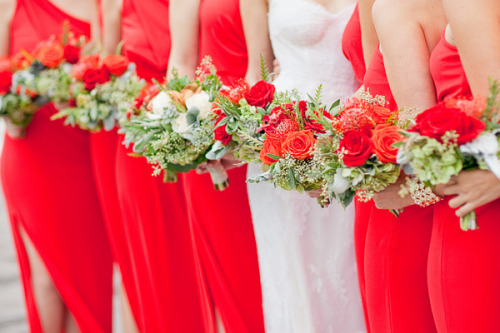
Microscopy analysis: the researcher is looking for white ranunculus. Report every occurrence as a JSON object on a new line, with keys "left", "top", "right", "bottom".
{"left": 185, "top": 91, "right": 211, "bottom": 118}
{"left": 150, "top": 91, "right": 172, "bottom": 115}
{"left": 332, "top": 169, "right": 350, "bottom": 194}
{"left": 460, "top": 132, "right": 500, "bottom": 179}
{"left": 172, "top": 113, "right": 191, "bottom": 134}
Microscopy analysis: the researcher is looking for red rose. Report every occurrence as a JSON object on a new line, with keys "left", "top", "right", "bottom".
{"left": 72, "top": 54, "right": 100, "bottom": 80}
{"left": 63, "top": 44, "right": 80, "bottom": 64}
{"left": 214, "top": 116, "right": 231, "bottom": 145}
{"left": 260, "top": 138, "right": 283, "bottom": 165}
{"left": 96, "top": 67, "right": 110, "bottom": 84}
{"left": 371, "top": 123, "right": 404, "bottom": 164}
{"left": 281, "top": 130, "right": 316, "bottom": 160}
{"left": 411, "top": 103, "right": 485, "bottom": 145}
{"left": 83, "top": 68, "right": 110, "bottom": 91}
{"left": 246, "top": 80, "right": 275, "bottom": 108}
{"left": 0, "top": 58, "right": 12, "bottom": 72}
{"left": 0, "top": 71, "right": 13, "bottom": 95}
{"left": 338, "top": 129, "right": 373, "bottom": 167}
{"left": 102, "top": 54, "right": 129, "bottom": 76}
{"left": 37, "top": 43, "right": 64, "bottom": 68}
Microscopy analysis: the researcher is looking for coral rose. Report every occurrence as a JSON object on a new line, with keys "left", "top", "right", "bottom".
{"left": 246, "top": 80, "right": 275, "bottom": 108}
{"left": 102, "top": 54, "right": 129, "bottom": 76}
{"left": 281, "top": 130, "right": 316, "bottom": 160}
{"left": 63, "top": 44, "right": 80, "bottom": 64}
{"left": 368, "top": 104, "right": 394, "bottom": 124}
{"left": 0, "top": 71, "right": 13, "bottom": 95}
{"left": 260, "top": 138, "right": 283, "bottom": 165}
{"left": 338, "top": 129, "right": 373, "bottom": 167}
{"left": 410, "top": 102, "right": 485, "bottom": 145}
{"left": 371, "top": 123, "right": 404, "bottom": 163}
{"left": 37, "top": 43, "right": 64, "bottom": 68}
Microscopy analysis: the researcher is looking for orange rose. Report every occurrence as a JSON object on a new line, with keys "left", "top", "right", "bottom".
{"left": 37, "top": 43, "right": 64, "bottom": 68}
{"left": 102, "top": 54, "right": 130, "bottom": 76}
{"left": 371, "top": 123, "right": 404, "bottom": 163}
{"left": 12, "top": 50, "right": 33, "bottom": 70}
{"left": 281, "top": 130, "right": 316, "bottom": 160}
{"left": 260, "top": 138, "right": 283, "bottom": 165}
{"left": 368, "top": 104, "right": 395, "bottom": 124}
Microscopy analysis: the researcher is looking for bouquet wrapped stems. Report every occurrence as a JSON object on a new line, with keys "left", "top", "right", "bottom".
{"left": 207, "top": 162, "right": 230, "bottom": 191}
{"left": 461, "top": 211, "right": 478, "bottom": 231}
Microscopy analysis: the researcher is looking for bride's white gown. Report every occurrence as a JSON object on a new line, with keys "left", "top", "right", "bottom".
{"left": 247, "top": 1, "right": 365, "bottom": 332}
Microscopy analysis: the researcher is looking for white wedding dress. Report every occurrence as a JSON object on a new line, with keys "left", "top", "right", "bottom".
{"left": 247, "top": 0, "right": 365, "bottom": 332}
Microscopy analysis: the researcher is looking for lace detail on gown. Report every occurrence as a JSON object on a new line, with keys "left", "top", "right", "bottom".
{"left": 247, "top": 0, "right": 365, "bottom": 332}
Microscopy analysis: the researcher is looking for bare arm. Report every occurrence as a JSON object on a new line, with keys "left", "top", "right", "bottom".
{"left": 100, "top": 0, "right": 122, "bottom": 55}
{"left": 240, "top": 0, "right": 274, "bottom": 84}
{"left": 167, "top": 0, "right": 200, "bottom": 79}
{"left": 0, "top": 0, "right": 15, "bottom": 57}
{"left": 358, "top": 0, "right": 378, "bottom": 68}
{"left": 373, "top": 0, "right": 445, "bottom": 110}
{"left": 444, "top": 0, "right": 500, "bottom": 97}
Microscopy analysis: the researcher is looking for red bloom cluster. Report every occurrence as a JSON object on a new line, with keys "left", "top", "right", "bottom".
{"left": 410, "top": 101, "right": 485, "bottom": 145}
{"left": 0, "top": 58, "right": 13, "bottom": 95}
{"left": 259, "top": 102, "right": 317, "bottom": 165}
{"left": 73, "top": 54, "right": 130, "bottom": 91}
{"left": 335, "top": 99, "right": 402, "bottom": 166}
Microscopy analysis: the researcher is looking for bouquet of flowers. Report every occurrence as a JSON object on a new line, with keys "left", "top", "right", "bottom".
{"left": 207, "top": 68, "right": 276, "bottom": 163}
{"left": 246, "top": 87, "right": 335, "bottom": 206}
{"left": 52, "top": 48, "right": 145, "bottom": 131}
{"left": 312, "top": 92, "right": 411, "bottom": 208}
{"left": 120, "top": 57, "right": 227, "bottom": 188}
{"left": 396, "top": 83, "right": 500, "bottom": 230}
{"left": 0, "top": 22, "right": 89, "bottom": 133}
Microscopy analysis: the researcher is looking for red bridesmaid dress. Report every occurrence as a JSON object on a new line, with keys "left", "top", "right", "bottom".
{"left": 428, "top": 31, "right": 500, "bottom": 333}
{"left": 362, "top": 46, "right": 437, "bottom": 333}
{"left": 180, "top": 0, "right": 265, "bottom": 332}
{"left": 116, "top": 0, "right": 204, "bottom": 331}
{"left": 1, "top": 0, "right": 113, "bottom": 332}
{"left": 341, "top": 4, "right": 370, "bottom": 331}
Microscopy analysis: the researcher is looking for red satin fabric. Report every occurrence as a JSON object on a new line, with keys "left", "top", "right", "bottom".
{"left": 116, "top": 1, "right": 204, "bottom": 332}
{"left": 342, "top": 3, "right": 365, "bottom": 86}
{"left": 428, "top": 32, "right": 500, "bottom": 333}
{"left": 180, "top": 0, "right": 265, "bottom": 332}
{"left": 1, "top": 0, "right": 113, "bottom": 332}
{"left": 362, "top": 46, "right": 436, "bottom": 333}
{"left": 341, "top": 6, "right": 370, "bottom": 331}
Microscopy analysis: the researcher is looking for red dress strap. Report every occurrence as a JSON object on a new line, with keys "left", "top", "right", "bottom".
{"left": 430, "top": 30, "right": 471, "bottom": 101}
{"left": 363, "top": 45, "right": 397, "bottom": 110}
{"left": 342, "top": 3, "right": 366, "bottom": 85}
{"left": 121, "top": 0, "right": 170, "bottom": 81}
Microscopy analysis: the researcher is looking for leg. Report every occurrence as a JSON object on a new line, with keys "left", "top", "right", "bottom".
{"left": 19, "top": 225, "right": 66, "bottom": 333}
{"left": 120, "top": 282, "right": 139, "bottom": 333}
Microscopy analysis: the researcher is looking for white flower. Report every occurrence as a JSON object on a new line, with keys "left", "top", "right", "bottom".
{"left": 172, "top": 113, "right": 191, "bottom": 134}
{"left": 150, "top": 91, "right": 171, "bottom": 115}
{"left": 332, "top": 169, "right": 351, "bottom": 194}
{"left": 185, "top": 91, "right": 211, "bottom": 118}
{"left": 461, "top": 131, "right": 500, "bottom": 179}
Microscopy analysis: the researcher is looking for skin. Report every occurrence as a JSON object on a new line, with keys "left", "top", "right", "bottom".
{"left": 370, "top": 0, "right": 446, "bottom": 210}
{"left": 438, "top": 0, "right": 500, "bottom": 217}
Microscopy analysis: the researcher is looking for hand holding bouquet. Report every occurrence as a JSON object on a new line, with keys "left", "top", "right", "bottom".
{"left": 120, "top": 57, "right": 228, "bottom": 188}
{"left": 247, "top": 87, "right": 334, "bottom": 206}
{"left": 0, "top": 22, "right": 89, "bottom": 135}
{"left": 314, "top": 92, "right": 410, "bottom": 208}
{"left": 396, "top": 82, "right": 500, "bottom": 230}
{"left": 52, "top": 47, "right": 145, "bottom": 131}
